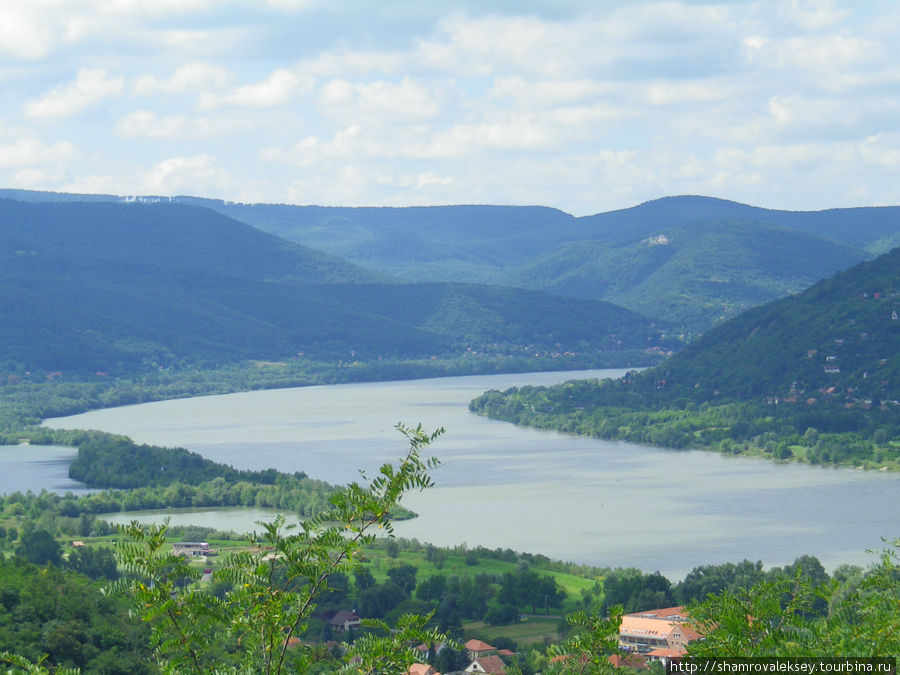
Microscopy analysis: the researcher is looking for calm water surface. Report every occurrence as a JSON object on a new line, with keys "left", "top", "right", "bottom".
{"left": 45, "top": 369, "right": 900, "bottom": 579}
{"left": 0, "top": 444, "right": 92, "bottom": 495}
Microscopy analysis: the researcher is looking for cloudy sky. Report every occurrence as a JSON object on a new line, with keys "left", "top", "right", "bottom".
{"left": 1, "top": 0, "right": 898, "bottom": 215}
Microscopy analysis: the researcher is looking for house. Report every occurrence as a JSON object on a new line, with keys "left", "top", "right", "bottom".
{"left": 618, "top": 606, "right": 703, "bottom": 655}
{"left": 464, "top": 638, "right": 497, "bottom": 660}
{"left": 172, "top": 541, "right": 209, "bottom": 557}
{"left": 329, "top": 610, "right": 361, "bottom": 633}
{"left": 465, "top": 654, "right": 507, "bottom": 674}
{"left": 408, "top": 664, "right": 440, "bottom": 675}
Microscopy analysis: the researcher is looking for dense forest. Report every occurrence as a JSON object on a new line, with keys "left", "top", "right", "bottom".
{"left": 5, "top": 190, "right": 897, "bottom": 332}
{"left": 0, "top": 198, "right": 669, "bottom": 376}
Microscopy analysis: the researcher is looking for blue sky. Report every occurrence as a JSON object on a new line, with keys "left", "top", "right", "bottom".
{"left": 1, "top": 0, "right": 898, "bottom": 215}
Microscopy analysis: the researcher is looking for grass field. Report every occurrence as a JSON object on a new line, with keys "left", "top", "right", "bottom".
{"left": 463, "top": 617, "right": 563, "bottom": 646}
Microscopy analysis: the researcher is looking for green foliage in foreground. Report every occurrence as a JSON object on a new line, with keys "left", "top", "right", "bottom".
{"left": 687, "top": 541, "right": 900, "bottom": 657}
{"left": 112, "top": 423, "right": 448, "bottom": 674}
{"left": 0, "top": 556, "right": 153, "bottom": 672}
{"left": 2, "top": 421, "right": 897, "bottom": 673}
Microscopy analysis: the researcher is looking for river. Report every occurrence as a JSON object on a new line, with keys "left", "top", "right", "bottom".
{"left": 43, "top": 369, "right": 900, "bottom": 579}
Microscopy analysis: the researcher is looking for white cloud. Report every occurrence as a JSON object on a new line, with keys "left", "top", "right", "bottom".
{"left": 490, "top": 77, "right": 609, "bottom": 108}
{"left": 264, "top": 0, "right": 320, "bottom": 9}
{"left": 145, "top": 154, "right": 231, "bottom": 193}
{"left": 115, "top": 110, "right": 188, "bottom": 138}
{"left": 318, "top": 77, "right": 439, "bottom": 121}
{"left": 644, "top": 81, "right": 730, "bottom": 106}
{"left": 781, "top": 0, "right": 853, "bottom": 31}
{"left": 2, "top": 2, "right": 899, "bottom": 214}
{"left": 114, "top": 109, "right": 270, "bottom": 139}
{"left": 199, "top": 68, "right": 314, "bottom": 109}
{"left": 133, "top": 63, "right": 234, "bottom": 97}
{"left": 0, "top": 137, "right": 78, "bottom": 167}
{"left": 0, "top": 1, "right": 231, "bottom": 60}
{"left": 25, "top": 68, "right": 124, "bottom": 119}
{"left": 64, "top": 153, "right": 238, "bottom": 198}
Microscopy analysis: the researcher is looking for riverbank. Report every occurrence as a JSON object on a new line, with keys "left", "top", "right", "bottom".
{"left": 1, "top": 351, "right": 660, "bottom": 433}
{"left": 42, "top": 370, "right": 900, "bottom": 580}
{"left": 469, "top": 383, "right": 900, "bottom": 473}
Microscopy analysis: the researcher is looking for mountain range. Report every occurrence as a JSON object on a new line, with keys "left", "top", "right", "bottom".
{"left": 5, "top": 190, "right": 895, "bottom": 331}
{"left": 0, "top": 198, "right": 663, "bottom": 375}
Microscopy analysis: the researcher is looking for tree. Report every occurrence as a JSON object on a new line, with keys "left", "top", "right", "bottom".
{"left": 500, "top": 566, "right": 566, "bottom": 615}
{"left": 542, "top": 605, "right": 623, "bottom": 675}
{"left": 354, "top": 566, "right": 376, "bottom": 591}
{"left": 357, "top": 580, "right": 408, "bottom": 618}
{"left": 484, "top": 602, "right": 519, "bottom": 625}
{"left": 16, "top": 529, "right": 61, "bottom": 566}
{"left": 416, "top": 574, "right": 447, "bottom": 602}
{"left": 687, "top": 540, "right": 900, "bottom": 657}
{"left": 65, "top": 546, "right": 119, "bottom": 580}
{"left": 385, "top": 538, "right": 400, "bottom": 558}
{"left": 386, "top": 564, "right": 418, "bottom": 594}
{"left": 113, "top": 423, "right": 450, "bottom": 674}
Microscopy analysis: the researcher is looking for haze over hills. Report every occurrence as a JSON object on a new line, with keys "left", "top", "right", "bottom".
{"left": 3, "top": 190, "right": 891, "bottom": 332}
{"left": 0, "top": 198, "right": 664, "bottom": 375}
{"left": 189, "top": 194, "right": 897, "bottom": 330}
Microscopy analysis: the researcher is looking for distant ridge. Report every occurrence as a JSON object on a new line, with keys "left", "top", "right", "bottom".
{"left": 3, "top": 189, "right": 897, "bottom": 332}
{"left": 0, "top": 197, "right": 664, "bottom": 374}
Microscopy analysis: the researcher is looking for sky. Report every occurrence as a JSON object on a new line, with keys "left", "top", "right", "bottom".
{"left": 1, "top": 0, "right": 899, "bottom": 216}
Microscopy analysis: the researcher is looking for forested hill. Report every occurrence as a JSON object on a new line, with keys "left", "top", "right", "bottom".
{"left": 470, "top": 247, "right": 900, "bottom": 469}
{"left": 3, "top": 189, "right": 891, "bottom": 333}
{"left": 0, "top": 198, "right": 384, "bottom": 285}
{"left": 502, "top": 218, "right": 870, "bottom": 330}
{"left": 0, "top": 198, "right": 666, "bottom": 375}
{"left": 648, "top": 244, "right": 900, "bottom": 405}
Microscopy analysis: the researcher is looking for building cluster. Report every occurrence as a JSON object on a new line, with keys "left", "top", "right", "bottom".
{"left": 402, "top": 605, "right": 704, "bottom": 674}
{"left": 548, "top": 605, "right": 703, "bottom": 671}
{"left": 407, "top": 637, "right": 513, "bottom": 674}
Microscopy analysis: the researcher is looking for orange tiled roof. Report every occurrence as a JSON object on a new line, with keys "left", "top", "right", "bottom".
{"left": 465, "top": 638, "right": 497, "bottom": 652}
{"left": 625, "top": 606, "right": 688, "bottom": 620}
{"left": 408, "top": 664, "right": 439, "bottom": 675}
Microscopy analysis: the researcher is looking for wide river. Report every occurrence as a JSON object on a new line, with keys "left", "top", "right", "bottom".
{"left": 44, "top": 369, "right": 899, "bottom": 579}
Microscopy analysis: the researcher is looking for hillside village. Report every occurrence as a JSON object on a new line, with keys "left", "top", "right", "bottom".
{"left": 400, "top": 605, "right": 703, "bottom": 674}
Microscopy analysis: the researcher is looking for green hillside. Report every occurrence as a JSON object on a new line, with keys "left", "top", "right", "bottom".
{"left": 653, "top": 245, "right": 900, "bottom": 403}
{"left": 0, "top": 198, "right": 665, "bottom": 375}
{"left": 504, "top": 219, "right": 871, "bottom": 330}
{"left": 166, "top": 195, "right": 895, "bottom": 331}
{"left": 4, "top": 190, "right": 896, "bottom": 334}
{"left": 471, "top": 247, "right": 900, "bottom": 469}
